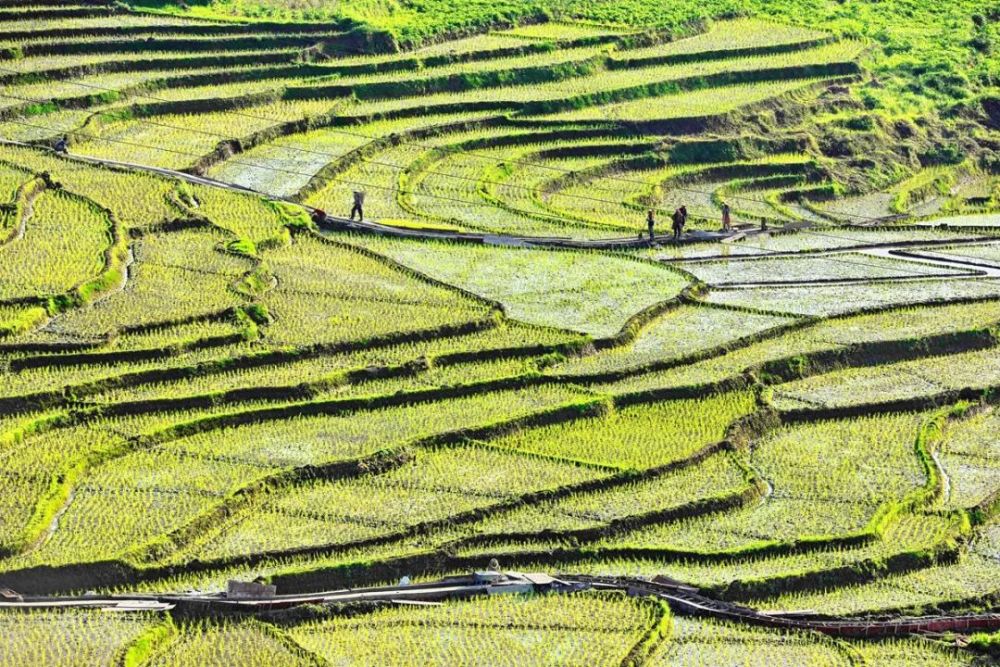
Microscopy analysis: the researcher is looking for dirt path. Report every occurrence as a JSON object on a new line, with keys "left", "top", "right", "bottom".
{"left": 0, "top": 142, "right": 740, "bottom": 250}
{"left": 3, "top": 571, "right": 1000, "bottom": 640}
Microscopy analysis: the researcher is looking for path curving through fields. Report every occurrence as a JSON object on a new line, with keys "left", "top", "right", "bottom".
{"left": 3, "top": 570, "right": 1000, "bottom": 641}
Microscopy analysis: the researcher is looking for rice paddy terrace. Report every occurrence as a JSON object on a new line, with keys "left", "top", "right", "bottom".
{"left": 1, "top": 0, "right": 1000, "bottom": 664}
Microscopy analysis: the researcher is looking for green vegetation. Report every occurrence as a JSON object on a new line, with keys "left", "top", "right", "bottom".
{"left": 488, "top": 391, "right": 755, "bottom": 469}
{"left": 349, "top": 235, "right": 689, "bottom": 337}
{"left": 704, "top": 279, "right": 1000, "bottom": 316}
{"left": 939, "top": 408, "right": 1000, "bottom": 511}
{"left": 0, "top": 610, "right": 159, "bottom": 666}
{"left": 0, "top": 189, "right": 110, "bottom": 300}
{"left": 770, "top": 346, "right": 1000, "bottom": 409}
{"left": 0, "top": 2, "right": 999, "bottom": 663}
{"left": 289, "top": 591, "right": 661, "bottom": 665}
{"left": 651, "top": 617, "right": 976, "bottom": 665}
{"left": 553, "top": 304, "right": 796, "bottom": 376}
{"left": 139, "top": 0, "right": 998, "bottom": 114}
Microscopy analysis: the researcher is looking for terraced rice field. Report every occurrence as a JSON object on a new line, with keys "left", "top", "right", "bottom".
{"left": 0, "top": 1, "right": 999, "bottom": 665}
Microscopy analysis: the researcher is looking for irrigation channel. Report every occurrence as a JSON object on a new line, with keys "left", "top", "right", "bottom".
{"left": 3, "top": 570, "right": 1000, "bottom": 639}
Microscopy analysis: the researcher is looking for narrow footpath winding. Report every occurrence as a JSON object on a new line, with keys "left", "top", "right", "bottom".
{"left": 2, "top": 571, "right": 999, "bottom": 640}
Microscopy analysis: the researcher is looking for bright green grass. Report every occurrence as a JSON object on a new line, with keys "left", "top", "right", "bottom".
{"left": 939, "top": 407, "right": 1000, "bottom": 510}
{"left": 1, "top": 384, "right": 590, "bottom": 566}
{"left": 260, "top": 234, "right": 493, "bottom": 346}
{"left": 0, "top": 144, "right": 180, "bottom": 231}
{"left": 648, "top": 616, "right": 976, "bottom": 666}
{"left": 594, "top": 299, "right": 1000, "bottom": 396}
{"left": 529, "top": 78, "right": 827, "bottom": 122}
{"left": 611, "top": 412, "right": 928, "bottom": 547}
{"left": 683, "top": 252, "right": 974, "bottom": 286}
{"left": 73, "top": 100, "right": 337, "bottom": 170}
{"left": 26, "top": 227, "right": 248, "bottom": 337}
{"left": 469, "top": 449, "right": 747, "bottom": 535}
{"left": 752, "top": 526, "right": 1000, "bottom": 615}
{"left": 650, "top": 616, "right": 850, "bottom": 666}
{"left": 85, "top": 321, "right": 581, "bottom": 404}
{"left": 209, "top": 111, "right": 501, "bottom": 197}
{"left": 149, "top": 619, "right": 309, "bottom": 667}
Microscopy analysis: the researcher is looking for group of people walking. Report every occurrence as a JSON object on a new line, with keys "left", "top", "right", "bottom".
{"left": 48, "top": 129, "right": 749, "bottom": 245}
{"left": 47, "top": 125, "right": 745, "bottom": 243}
{"left": 646, "top": 202, "right": 733, "bottom": 243}
{"left": 321, "top": 194, "right": 738, "bottom": 241}
{"left": 45, "top": 134, "right": 747, "bottom": 243}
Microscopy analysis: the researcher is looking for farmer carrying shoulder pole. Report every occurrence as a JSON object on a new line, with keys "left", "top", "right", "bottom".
{"left": 350, "top": 190, "right": 366, "bottom": 222}
{"left": 721, "top": 202, "right": 732, "bottom": 232}
{"left": 671, "top": 207, "right": 684, "bottom": 242}
{"left": 647, "top": 209, "right": 656, "bottom": 242}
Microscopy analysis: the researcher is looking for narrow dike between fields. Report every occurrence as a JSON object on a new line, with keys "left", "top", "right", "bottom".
{"left": 866, "top": 246, "right": 1000, "bottom": 279}
{"left": 4, "top": 570, "right": 1000, "bottom": 642}
{"left": 21, "top": 489, "right": 75, "bottom": 558}
{"left": 0, "top": 387, "right": 990, "bottom": 646}
{"left": 10, "top": 140, "right": 998, "bottom": 268}
{"left": 3, "top": 304, "right": 996, "bottom": 582}
{"left": 0, "top": 141, "right": 775, "bottom": 250}
{"left": 930, "top": 446, "right": 952, "bottom": 507}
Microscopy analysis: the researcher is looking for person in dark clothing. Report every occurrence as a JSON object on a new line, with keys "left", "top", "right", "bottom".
{"left": 54, "top": 135, "right": 68, "bottom": 154}
{"left": 350, "top": 190, "right": 365, "bottom": 221}
{"left": 721, "top": 202, "right": 732, "bottom": 232}
{"left": 310, "top": 208, "right": 327, "bottom": 226}
{"left": 671, "top": 207, "right": 684, "bottom": 242}
{"left": 647, "top": 209, "right": 656, "bottom": 242}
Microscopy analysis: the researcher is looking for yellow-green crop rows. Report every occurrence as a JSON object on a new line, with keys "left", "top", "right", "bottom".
{"left": 0, "top": 189, "right": 110, "bottom": 300}
{"left": 0, "top": 3, "right": 999, "bottom": 664}
{"left": 289, "top": 591, "right": 660, "bottom": 666}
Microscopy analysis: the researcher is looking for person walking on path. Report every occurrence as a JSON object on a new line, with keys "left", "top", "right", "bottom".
{"left": 671, "top": 207, "right": 684, "bottom": 242}
{"left": 647, "top": 209, "right": 656, "bottom": 242}
{"left": 54, "top": 135, "right": 68, "bottom": 154}
{"left": 350, "top": 190, "right": 366, "bottom": 221}
{"left": 721, "top": 202, "right": 732, "bottom": 233}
